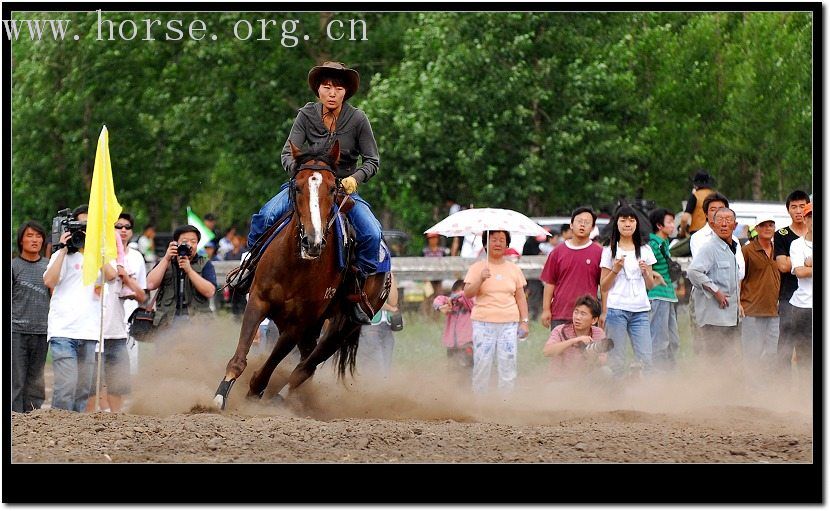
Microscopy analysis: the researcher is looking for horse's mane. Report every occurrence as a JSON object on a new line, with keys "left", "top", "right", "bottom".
{"left": 294, "top": 146, "right": 339, "bottom": 172}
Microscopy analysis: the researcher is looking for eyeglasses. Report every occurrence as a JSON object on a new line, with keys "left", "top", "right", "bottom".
{"left": 114, "top": 224, "right": 133, "bottom": 230}
{"left": 572, "top": 221, "right": 593, "bottom": 227}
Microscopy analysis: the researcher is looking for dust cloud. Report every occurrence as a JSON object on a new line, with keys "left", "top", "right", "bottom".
{"left": 126, "top": 315, "right": 811, "bottom": 428}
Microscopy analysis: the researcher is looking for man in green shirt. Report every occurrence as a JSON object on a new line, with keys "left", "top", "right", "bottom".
{"left": 648, "top": 208, "right": 680, "bottom": 370}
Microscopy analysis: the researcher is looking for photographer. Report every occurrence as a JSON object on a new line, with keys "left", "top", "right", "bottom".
{"left": 542, "top": 295, "right": 612, "bottom": 382}
{"left": 43, "top": 205, "right": 118, "bottom": 412}
{"left": 146, "top": 225, "right": 216, "bottom": 327}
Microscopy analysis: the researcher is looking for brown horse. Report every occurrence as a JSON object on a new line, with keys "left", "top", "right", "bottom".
{"left": 213, "top": 140, "right": 390, "bottom": 409}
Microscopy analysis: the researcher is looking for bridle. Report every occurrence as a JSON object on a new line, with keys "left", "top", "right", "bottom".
{"left": 289, "top": 161, "right": 349, "bottom": 254}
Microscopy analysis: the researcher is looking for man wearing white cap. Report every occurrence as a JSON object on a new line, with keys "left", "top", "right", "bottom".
{"left": 739, "top": 215, "right": 780, "bottom": 387}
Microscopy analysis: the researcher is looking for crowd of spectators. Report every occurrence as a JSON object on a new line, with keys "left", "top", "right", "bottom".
{"left": 11, "top": 180, "right": 813, "bottom": 411}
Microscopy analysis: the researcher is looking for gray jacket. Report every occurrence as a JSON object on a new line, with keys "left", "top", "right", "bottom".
{"left": 280, "top": 102, "right": 380, "bottom": 183}
{"left": 687, "top": 236, "right": 740, "bottom": 327}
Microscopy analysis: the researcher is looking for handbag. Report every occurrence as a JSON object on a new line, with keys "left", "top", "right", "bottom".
{"left": 659, "top": 243, "right": 683, "bottom": 283}
{"left": 388, "top": 309, "right": 404, "bottom": 332}
{"left": 128, "top": 290, "right": 159, "bottom": 341}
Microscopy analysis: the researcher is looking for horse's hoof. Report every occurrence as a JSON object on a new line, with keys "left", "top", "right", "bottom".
{"left": 214, "top": 379, "right": 236, "bottom": 411}
{"left": 269, "top": 394, "right": 285, "bottom": 407}
{"left": 245, "top": 389, "right": 265, "bottom": 401}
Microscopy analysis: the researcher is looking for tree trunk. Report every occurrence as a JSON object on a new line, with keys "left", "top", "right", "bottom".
{"left": 777, "top": 162, "right": 785, "bottom": 201}
{"left": 80, "top": 102, "right": 93, "bottom": 189}
{"left": 751, "top": 166, "right": 763, "bottom": 200}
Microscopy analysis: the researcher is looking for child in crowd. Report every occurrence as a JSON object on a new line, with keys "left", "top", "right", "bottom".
{"left": 542, "top": 294, "right": 611, "bottom": 381}
{"left": 433, "top": 280, "right": 475, "bottom": 373}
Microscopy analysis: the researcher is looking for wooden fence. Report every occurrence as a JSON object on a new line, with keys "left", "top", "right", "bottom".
{"left": 205, "top": 255, "right": 691, "bottom": 286}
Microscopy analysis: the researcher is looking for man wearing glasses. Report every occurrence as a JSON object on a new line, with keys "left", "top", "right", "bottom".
{"left": 687, "top": 207, "right": 742, "bottom": 361}
{"left": 539, "top": 207, "right": 604, "bottom": 330}
{"left": 87, "top": 213, "right": 147, "bottom": 412}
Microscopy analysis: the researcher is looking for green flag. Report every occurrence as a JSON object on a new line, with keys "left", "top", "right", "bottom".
{"left": 186, "top": 206, "right": 216, "bottom": 251}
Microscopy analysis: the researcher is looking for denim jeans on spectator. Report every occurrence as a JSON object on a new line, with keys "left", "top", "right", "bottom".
{"left": 649, "top": 300, "right": 679, "bottom": 370}
{"left": 12, "top": 332, "right": 48, "bottom": 413}
{"left": 248, "top": 183, "right": 383, "bottom": 276}
{"left": 49, "top": 337, "right": 97, "bottom": 412}
{"left": 92, "top": 338, "right": 132, "bottom": 396}
{"left": 605, "top": 308, "right": 653, "bottom": 377}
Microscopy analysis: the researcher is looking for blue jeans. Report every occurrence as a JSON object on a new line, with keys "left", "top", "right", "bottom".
{"left": 49, "top": 337, "right": 97, "bottom": 412}
{"left": 92, "top": 338, "right": 132, "bottom": 395}
{"left": 605, "top": 308, "right": 653, "bottom": 377}
{"left": 248, "top": 182, "right": 383, "bottom": 276}
{"left": 649, "top": 300, "right": 679, "bottom": 370}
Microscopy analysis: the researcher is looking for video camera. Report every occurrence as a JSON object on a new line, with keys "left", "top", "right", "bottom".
{"left": 51, "top": 208, "right": 86, "bottom": 252}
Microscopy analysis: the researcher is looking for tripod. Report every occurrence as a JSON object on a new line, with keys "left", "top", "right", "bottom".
{"left": 174, "top": 260, "right": 186, "bottom": 316}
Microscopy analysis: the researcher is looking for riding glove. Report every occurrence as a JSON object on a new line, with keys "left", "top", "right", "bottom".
{"left": 342, "top": 176, "right": 358, "bottom": 194}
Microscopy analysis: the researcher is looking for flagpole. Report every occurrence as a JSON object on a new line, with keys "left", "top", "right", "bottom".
{"left": 94, "top": 124, "right": 109, "bottom": 412}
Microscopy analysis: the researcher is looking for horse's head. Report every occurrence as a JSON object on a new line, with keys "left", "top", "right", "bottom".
{"left": 289, "top": 140, "right": 340, "bottom": 259}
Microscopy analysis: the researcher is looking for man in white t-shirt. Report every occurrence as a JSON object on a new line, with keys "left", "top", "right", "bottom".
{"left": 42, "top": 205, "right": 118, "bottom": 412}
{"left": 114, "top": 214, "right": 148, "bottom": 376}
{"left": 786, "top": 202, "right": 813, "bottom": 389}
{"left": 87, "top": 213, "right": 148, "bottom": 412}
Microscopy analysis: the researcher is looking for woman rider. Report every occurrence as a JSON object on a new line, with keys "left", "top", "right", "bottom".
{"left": 232, "top": 61, "right": 388, "bottom": 323}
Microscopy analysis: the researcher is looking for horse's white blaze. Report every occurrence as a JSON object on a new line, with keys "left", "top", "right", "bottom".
{"left": 308, "top": 172, "right": 323, "bottom": 245}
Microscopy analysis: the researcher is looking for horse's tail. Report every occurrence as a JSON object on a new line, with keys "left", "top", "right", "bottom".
{"left": 333, "top": 324, "right": 361, "bottom": 381}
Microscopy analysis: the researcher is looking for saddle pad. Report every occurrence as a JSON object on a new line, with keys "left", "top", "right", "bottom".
{"left": 332, "top": 208, "right": 391, "bottom": 273}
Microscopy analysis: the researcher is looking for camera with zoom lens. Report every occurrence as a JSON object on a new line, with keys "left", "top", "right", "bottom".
{"left": 51, "top": 208, "right": 87, "bottom": 252}
{"left": 176, "top": 242, "right": 192, "bottom": 258}
{"left": 579, "top": 337, "right": 615, "bottom": 354}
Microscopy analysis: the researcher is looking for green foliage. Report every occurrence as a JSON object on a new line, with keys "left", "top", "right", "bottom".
{"left": 12, "top": 11, "right": 812, "bottom": 248}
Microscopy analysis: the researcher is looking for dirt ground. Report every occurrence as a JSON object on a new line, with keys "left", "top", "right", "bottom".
{"left": 11, "top": 320, "right": 813, "bottom": 464}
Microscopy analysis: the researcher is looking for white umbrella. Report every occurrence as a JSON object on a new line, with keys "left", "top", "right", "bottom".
{"left": 425, "top": 207, "right": 550, "bottom": 237}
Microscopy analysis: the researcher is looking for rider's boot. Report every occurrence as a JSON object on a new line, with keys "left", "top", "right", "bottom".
{"left": 347, "top": 269, "right": 387, "bottom": 324}
{"left": 226, "top": 249, "right": 257, "bottom": 295}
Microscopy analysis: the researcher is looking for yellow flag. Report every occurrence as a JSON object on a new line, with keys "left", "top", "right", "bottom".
{"left": 82, "top": 125, "right": 122, "bottom": 286}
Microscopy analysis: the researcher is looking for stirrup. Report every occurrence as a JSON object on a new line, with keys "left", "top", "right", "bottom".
{"left": 226, "top": 251, "right": 257, "bottom": 294}
{"left": 352, "top": 303, "right": 373, "bottom": 325}
{"left": 347, "top": 267, "right": 376, "bottom": 324}
{"left": 226, "top": 265, "right": 254, "bottom": 294}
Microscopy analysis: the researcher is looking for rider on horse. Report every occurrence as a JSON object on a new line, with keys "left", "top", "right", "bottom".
{"left": 230, "top": 61, "right": 387, "bottom": 323}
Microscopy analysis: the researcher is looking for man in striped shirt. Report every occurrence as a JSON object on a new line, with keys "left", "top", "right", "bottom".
{"left": 647, "top": 208, "right": 680, "bottom": 370}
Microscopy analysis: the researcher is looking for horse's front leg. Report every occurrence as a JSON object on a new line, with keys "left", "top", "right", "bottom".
{"left": 214, "top": 292, "right": 270, "bottom": 410}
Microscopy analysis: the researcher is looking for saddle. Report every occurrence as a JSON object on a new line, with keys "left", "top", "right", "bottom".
{"left": 225, "top": 190, "right": 356, "bottom": 294}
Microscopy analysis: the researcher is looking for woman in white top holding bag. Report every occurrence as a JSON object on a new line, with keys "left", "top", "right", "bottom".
{"left": 600, "top": 205, "right": 660, "bottom": 378}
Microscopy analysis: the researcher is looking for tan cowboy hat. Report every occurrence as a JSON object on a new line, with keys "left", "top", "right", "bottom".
{"left": 308, "top": 61, "right": 360, "bottom": 100}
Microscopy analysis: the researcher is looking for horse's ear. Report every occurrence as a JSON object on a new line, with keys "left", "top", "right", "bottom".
{"left": 289, "top": 140, "right": 302, "bottom": 160}
{"left": 328, "top": 140, "right": 341, "bottom": 165}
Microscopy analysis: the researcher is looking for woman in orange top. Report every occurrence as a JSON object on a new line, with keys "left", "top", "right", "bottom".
{"left": 463, "top": 230, "right": 529, "bottom": 394}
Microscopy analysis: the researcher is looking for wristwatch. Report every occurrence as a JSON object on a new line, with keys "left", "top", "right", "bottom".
{"left": 521, "top": 318, "right": 529, "bottom": 323}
